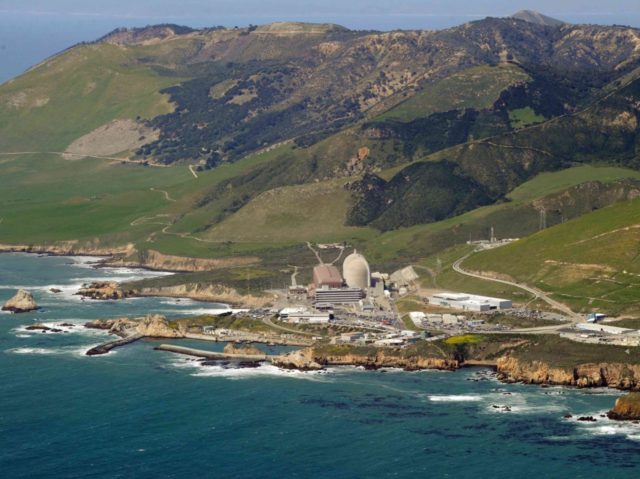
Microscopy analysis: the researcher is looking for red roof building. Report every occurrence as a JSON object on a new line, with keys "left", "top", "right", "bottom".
{"left": 312, "top": 265, "right": 343, "bottom": 289}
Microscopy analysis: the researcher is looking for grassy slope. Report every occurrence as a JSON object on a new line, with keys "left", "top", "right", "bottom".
{"left": 203, "top": 178, "right": 376, "bottom": 243}
{"left": 377, "top": 64, "right": 530, "bottom": 122}
{"left": 0, "top": 43, "right": 180, "bottom": 152}
{"left": 364, "top": 165, "right": 640, "bottom": 264}
{"left": 464, "top": 197, "right": 640, "bottom": 315}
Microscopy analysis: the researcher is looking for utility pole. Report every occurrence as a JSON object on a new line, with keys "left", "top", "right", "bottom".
{"left": 539, "top": 208, "right": 547, "bottom": 230}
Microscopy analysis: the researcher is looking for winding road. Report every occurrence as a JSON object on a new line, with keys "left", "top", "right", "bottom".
{"left": 452, "top": 252, "right": 581, "bottom": 322}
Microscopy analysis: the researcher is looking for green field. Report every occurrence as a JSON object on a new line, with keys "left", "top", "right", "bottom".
{"left": 508, "top": 107, "right": 546, "bottom": 129}
{"left": 378, "top": 64, "right": 530, "bottom": 122}
{"left": 0, "top": 44, "right": 181, "bottom": 152}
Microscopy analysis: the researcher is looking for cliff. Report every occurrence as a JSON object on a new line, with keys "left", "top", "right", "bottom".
{"left": 607, "top": 392, "right": 640, "bottom": 420}
{"left": 2, "top": 289, "right": 38, "bottom": 313}
{"left": 497, "top": 357, "right": 640, "bottom": 390}
{"left": 275, "top": 347, "right": 460, "bottom": 372}
{"left": 135, "top": 283, "right": 274, "bottom": 308}
{"left": 103, "top": 249, "right": 260, "bottom": 273}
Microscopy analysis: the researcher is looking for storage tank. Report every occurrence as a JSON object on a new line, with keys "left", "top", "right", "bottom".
{"left": 342, "top": 250, "right": 371, "bottom": 289}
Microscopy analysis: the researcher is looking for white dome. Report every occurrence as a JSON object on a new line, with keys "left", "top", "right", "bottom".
{"left": 343, "top": 250, "right": 370, "bottom": 289}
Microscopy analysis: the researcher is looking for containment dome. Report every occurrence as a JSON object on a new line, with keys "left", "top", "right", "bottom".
{"left": 342, "top": 250, "right": 371, "bottom": 289}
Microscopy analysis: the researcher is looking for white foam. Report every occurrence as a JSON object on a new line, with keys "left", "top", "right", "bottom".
{"left": 572, "top": 414, "right": 640, "bottom": 442}
{"left": 16, "top": 334, "right": 32, "bottom": 338}
{"left": 7, "top": 347, "right": 58, "bottom": 355}
{"left": 6, "top": 343, "right": 111, "bottom": 357}
{"left": 169, "top": 356, "right": 332, "bottom": 381}
{"left": 13, "top": 321, "right": 111, "bottom": 337}
{"left": 428, "top": 395, "right": 483, "bottom": 402}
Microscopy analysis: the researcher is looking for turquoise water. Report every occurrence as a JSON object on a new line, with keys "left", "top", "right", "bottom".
{"left": 1, "top": 253, "right": 639, "bottom": 478}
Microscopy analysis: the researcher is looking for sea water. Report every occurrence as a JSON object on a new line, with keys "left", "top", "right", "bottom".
{"left": 1, "top": 253, "right": 639, "bottom": 478}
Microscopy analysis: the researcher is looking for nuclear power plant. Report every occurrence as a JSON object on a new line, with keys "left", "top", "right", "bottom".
{"left": 342, "top": 250, "right": 371, "bottom": 289}
{"left": 308, "top": 249, "right": 374, "bottom": 305}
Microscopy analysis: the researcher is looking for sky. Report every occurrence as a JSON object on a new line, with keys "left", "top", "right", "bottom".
{"left": 2, "top": 0, "right": 640, "bottom": 83}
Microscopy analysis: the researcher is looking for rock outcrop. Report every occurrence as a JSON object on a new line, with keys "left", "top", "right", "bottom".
{"left": 607, "top": 393, "right": 640, "bottom": 420}
{"left": 272, "top": 348, "right": 324, "bottom": 371}
{"left": 2, "top": 289, "right": 38, "bottom": 313}
{"left": 76, "top": 282, "right": 132, "bottom": 300}
{"left": 85, "top": 314, "right": 184, "bottom": 338}
{"left": 496, "top": 357, "right": 640, "bottom": 390}
{"left": 223, "top": 343, "right": 264, "bottom": 356}
{"left": 135, "top": 314, "right": 184, "bottom": 338}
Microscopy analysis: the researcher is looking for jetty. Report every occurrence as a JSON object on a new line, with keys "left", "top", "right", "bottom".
{"left": 154, "top": 343, "right": 275, "bottom": 362}
{"left": 86, "top": 333, "right": 144, "bottom": 356}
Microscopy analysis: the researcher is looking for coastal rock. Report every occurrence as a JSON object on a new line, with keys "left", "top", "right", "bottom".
{"left": 2, "top": 289, "right": 38, "bottom": 313}
{"left": 76, "top": 281, "right": 132, "bottom": 300}
{"left": 135, "top": 314, "right": 183, "bottom": 338}
{"left": 272, "top": 348, "right": 324, "bottom": 371}
{"left": 223, "top": 343, "right": 264, "bottom": 356}
{"left": 86, "top": 314, "right": 183, "bottom": 338}
{"left": 496, "top": 357, "right": 640, "bottom": 391}
{"left": 607, "top": 393, "right": 640, "bottom": 421}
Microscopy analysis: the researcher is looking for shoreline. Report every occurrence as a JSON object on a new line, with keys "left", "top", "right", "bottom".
{"left": 1, "top": 249, "right": 266, "bottom": 308}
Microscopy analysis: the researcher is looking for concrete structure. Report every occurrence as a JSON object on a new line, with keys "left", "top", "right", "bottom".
{"left": 409, "top": 311, "right": 426, "bottom": 327}
{"left": 390, "top": 266, "right": 419, "bottom": 288}
{"left": 340, "top": 332, "right": 364, "bottom": 343}
{"left": 287, "top": 312, "right": 331, "bottom": 324}
{"left": 278, "top": 307, "right": 309, "bottom": 319}
{"left": 428, "top": 292, "right": 512, "bottom": 311}
{"left": 360, "top": 299, "right": 375, "bottom": 312}
{"left": 576, "top": 322, "right": 634, "bottom": 335}
{"left": 314, "top": 286, "right": 364, "bottom": 304}
{"left": 343, "top": 250, "right": 371, "bottom": 289}
{"left": 312, "top": 265, "right": 343, "bottom": 289}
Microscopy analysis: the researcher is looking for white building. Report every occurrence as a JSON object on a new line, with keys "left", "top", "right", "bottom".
{"left": 429, "top": 292, "right": 512, "bottom": 311}
{"left": 343, "top": 250, "right": 371, "bottom": 289}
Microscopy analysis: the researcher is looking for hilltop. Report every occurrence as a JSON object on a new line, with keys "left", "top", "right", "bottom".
{"left": 511, "top": 10, "right": 566, "bottom": 27}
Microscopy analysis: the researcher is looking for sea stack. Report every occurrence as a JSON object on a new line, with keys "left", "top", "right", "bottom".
{"left": 607, "top": 392, "right": 640, "bottom": 421}
{"left": 2, "top": 289, "right": 38, "bottom": 313}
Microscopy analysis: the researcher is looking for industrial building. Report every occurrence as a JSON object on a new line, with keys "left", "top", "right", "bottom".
{"left": 314, "top": 286, "right": 364, "bottom": 304}
{"left": 312, "top": 264, "right": 343, "bottom": 289}
{"left": 343, "top": 250, "right": 371, "bottom": 289}
{"left": 428, "top": 292, "right": 512, "bottom": 311}
{"left": 278, "top": 307, "right": 331, "bottom": 324}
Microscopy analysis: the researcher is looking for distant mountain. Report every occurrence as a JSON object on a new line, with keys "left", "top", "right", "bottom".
{"left": 512, "top": 10, "right": 566, "bottom": 27}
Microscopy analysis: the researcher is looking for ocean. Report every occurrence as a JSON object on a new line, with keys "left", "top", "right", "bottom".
{"left": 0, "top": 253, "right": 639, "bottom": 478}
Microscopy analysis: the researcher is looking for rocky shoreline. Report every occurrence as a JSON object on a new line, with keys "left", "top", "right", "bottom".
{"left": 496, "top": 357, "right": 640, "bottom": 391}
{"left": 0, "top": 243, "right": 257, "bottom": 273}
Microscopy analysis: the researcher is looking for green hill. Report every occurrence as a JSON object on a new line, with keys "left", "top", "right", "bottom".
{"left": 464, "top": 198, "right": 640, "bottom": 315}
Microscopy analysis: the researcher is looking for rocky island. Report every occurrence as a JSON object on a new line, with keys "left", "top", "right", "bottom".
{"left": 607, "top": 393, "right": 640, "bottom": 421}
{"left": 2, "top": 289, "right": 38, "bottom": 313}
{"left": 76, "top": 281, "right": 133, "bottom": 300}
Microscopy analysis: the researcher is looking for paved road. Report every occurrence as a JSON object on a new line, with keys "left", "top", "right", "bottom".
{"left": 262, "top": 316, "right": 318, "bottom": 337}
{"left": 452, "top": 253, "right": 581, "bottom": 322}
